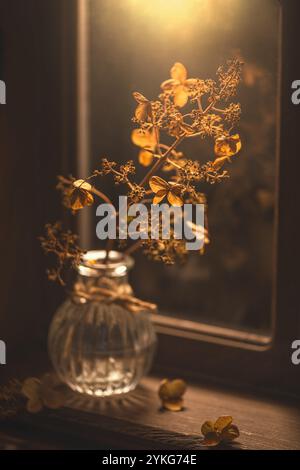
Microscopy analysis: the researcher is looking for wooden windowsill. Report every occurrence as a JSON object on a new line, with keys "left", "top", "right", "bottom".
{"left": 1, "top": 376, "right": 300, "bottom": 450}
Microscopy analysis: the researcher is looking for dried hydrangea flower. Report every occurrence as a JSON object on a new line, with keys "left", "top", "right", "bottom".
{"left": 133, "top": 92, "right": 152, "bottom": 122}
{"left": 70, "top": 179, "right": 94, "bottom": 210}
{"left": 161, "top": 62, "right": 197, "bottom": 107}
{"left": 131, "top": 128, "right": 158, "bottom": 167}
{"left": 149, "top": 176, "right": 183, "bottom": 206}
{"left": 21, "top": 374, "right": 67, "bottom": 413}
{"left": 214, "top": 133, "right": 242, "bottom": 158}
{"left": 158, "top": 379, "right": 187, "bottom": 411}
{"left": 128, "top": 183, "right": 146, "bottom": 203}
{"left": 212, "top": 134, "right": 242, "bottom": 170}
{"left": 42, "top": 58, "right": 243, "bottom": 273}
{"left": 39, "top": 222, "right": 85, "bottom": 285}
{"left": 201, "top": 415, "right": 240, "bottom": 447}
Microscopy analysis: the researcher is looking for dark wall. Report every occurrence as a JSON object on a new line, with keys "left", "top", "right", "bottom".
{"left": 0, "top": 0, "right": 77, "bottom": 362}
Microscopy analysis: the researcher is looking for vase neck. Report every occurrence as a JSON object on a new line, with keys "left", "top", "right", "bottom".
{"left": 76, "top": 250, "right": 133, "bottom": 285}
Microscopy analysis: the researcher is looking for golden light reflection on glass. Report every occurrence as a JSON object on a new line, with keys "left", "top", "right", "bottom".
{"left": 126, "top": 0, "right": 243, "bottom": 32}
{"left": 127, "top": 0, "right": 203, "bottom": 23}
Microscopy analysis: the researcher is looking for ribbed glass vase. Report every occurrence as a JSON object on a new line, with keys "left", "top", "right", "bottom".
{"left": 48, "top": 250, "right": 156, "bottom": 397}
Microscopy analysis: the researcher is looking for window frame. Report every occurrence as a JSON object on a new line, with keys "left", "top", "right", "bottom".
{"left": 68, "top": 0, "right": 300, "bottom": 395}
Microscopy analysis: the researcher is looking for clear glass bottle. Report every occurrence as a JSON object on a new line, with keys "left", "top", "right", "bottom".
{"left": 48, "top": 250, "right": 156, "bottom": 397}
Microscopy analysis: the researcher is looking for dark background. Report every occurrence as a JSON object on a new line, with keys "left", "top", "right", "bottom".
{"left": 0, "top": 0, "right": 77, "bottom": 361}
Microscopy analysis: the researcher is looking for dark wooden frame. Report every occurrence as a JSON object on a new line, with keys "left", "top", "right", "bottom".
{"left": 71, "top": 0, "right": 300, "bottom": 395}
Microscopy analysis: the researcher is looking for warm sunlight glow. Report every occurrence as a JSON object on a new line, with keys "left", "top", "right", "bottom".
{"left": 127, "top": 0, "right": 206, "bottom": 25}
{"left": 124, "top": 0, "right": 244, "bottom": 34}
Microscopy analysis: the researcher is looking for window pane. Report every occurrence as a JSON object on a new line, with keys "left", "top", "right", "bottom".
{"left": 87, "top": 0, "right": 280, "bottom": 334}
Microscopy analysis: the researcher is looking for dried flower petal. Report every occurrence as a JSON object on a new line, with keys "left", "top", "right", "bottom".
{"left": 167, "top": 185, "right": 183, "bottom": 207}
{"left": 133, "top": 91, "right": 149, "bottom": 104}
{"left": 21, "top": 374, "right": 67, "bottom": 414}
{"left": 73, "top": 179, "right": 92, "bottom": 191}
{"left": 131, "top": 128, "right": 156, "bottom": 149}
{"left": 159, "top": 379, "right": 187, "bottom": 400}
{"left": 158, "top": 379, "right": 187, "bottom": 411}
{"left": 214, "top": 415, "right": 233, "bottom": 432}
{"left": 201, "top": 420, "right": 215, "bottom": 436}
{"left": 21, "top": 378, "right": 41, "bottom": 399}
{"left": 133, "top": 92, "right": 152, "bottom": 121}
{"left": 22, "top": 377, "right": 43, "bottom": 413}
{"left": 132, "top": 128, "right": 157, "bottom": 166}
{"left": 149, "top": 176, "right": 169, "bottom": 193}
{"left": 174, "top": 85, "right": 189, "bottom": 108}
{"left": 70, "top": 179, "right": 94, "bottom": 210}
{"left": 222, "top": 424, "right": 240, "bottom": 441}
{"left": 214, "top": 134, "right": 242, "bottom": 158}
{"left": 139, "top": 149, "right": 154, "bottom": 167}
{"left": 70, "top": 187, "right": 94, "bottom": 210}
{"left": 171, "top": 62, "right": 187, "bottom": 82}
{"left": 160, "top": 62, "right": 198, "bottom": 108}
{"left": 150, "top": 177, "right": 183, "bottom": 206}
{"left": 153, "top": 190, "right": 167, "bottom": 205}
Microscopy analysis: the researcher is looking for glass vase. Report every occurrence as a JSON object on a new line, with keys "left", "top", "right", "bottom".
{"left": 48, "top": 250, "right": 157, "bottom": 397}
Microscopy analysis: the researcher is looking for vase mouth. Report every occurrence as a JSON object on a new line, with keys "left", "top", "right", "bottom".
{"left": 77, "top": 250, "right": 134, "bottom": 278}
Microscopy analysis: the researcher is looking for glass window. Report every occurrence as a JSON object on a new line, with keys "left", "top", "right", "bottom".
{"left": 85, "top": 0, "right": 280, "bottom": 335}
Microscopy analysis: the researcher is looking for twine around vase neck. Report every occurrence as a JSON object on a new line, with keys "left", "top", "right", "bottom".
{"left": 71, "top": 276, "right": 157, "bottom": 314}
